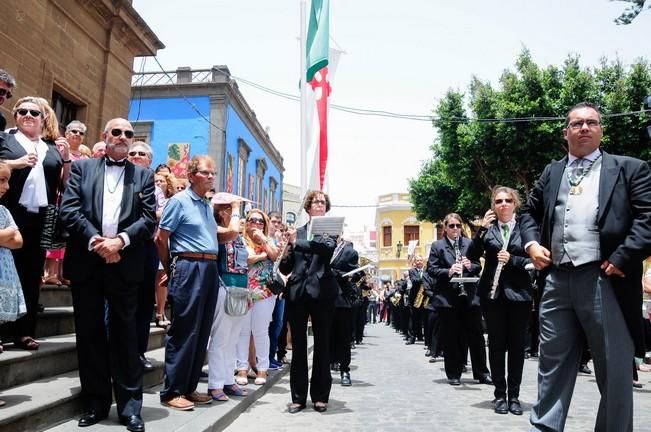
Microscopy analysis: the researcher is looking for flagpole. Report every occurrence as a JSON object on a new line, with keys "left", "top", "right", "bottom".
{"left": 299, "top": 0, "right": 308, "bottom": 200}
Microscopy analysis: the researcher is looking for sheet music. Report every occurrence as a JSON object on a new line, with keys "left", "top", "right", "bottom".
{"left": 342, "top": 263, "right": 373, "bottom": 278}
{"left": 307, "top": 216, "right": 345, "bottom": 238}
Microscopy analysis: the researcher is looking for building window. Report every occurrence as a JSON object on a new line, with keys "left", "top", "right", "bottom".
{"left": 404, "top": 225, "right": 419, "bottom": 244}
{"left": 269, "top": 177, "right": 278, "bottom": 211}
{"left": 237, "top": 139, "right": 251, "bottom": 198}
{"left": 383, "top": 226, "right": 392, "bottom": 247}
{"left": 52, "top": 90, "right": 80, "bottom": 135}
{"left": 256, "top": 158, "right": 267, "bottom": 205}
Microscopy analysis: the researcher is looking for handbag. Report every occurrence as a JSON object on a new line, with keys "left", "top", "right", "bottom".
{"left": 39, "top": 203, "right": 67, "bottom": 250}
{"left": 224, "top": 286, "right": 250, "bottom": 317}
{"left": 266, "top": 271, "right": 285, "bottom": 295}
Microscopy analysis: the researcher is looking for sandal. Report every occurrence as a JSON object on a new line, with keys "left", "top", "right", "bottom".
{"left": 43, "top": 276, "right": 62, "bottom": 286}
{"left": 235, "top": 371, "right": 248, "bottom": 386}
{"left": 254, "top": 371, "right": 267, "bottom": 386}
{"left": 15, "top": 337, "right": 39, "bottom": 351}
{"left": 207, "top": 389, "right": 229, "bottom": 402}
{"left": 155, "top": 314, "right": 171, "bottom": 328}
{"left": 223, "top": 384, "right": 248, "bottom": 397}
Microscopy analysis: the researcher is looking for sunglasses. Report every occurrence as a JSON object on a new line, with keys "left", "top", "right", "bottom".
{"left": 128, "top": 151, "right": 148, "bottom": 157}
{"left": 16, "top": 108, "right": 41, "bottom": 117}
{"left": 247, "top": 217, "right": 265, "bottom": 225}
{"left": 0, "top": 89, "right": 13, "bottom": 99}
{"left": 110, "top": 128, "right": 134, "bottom": 139}
{"left": 494, "top": 198, "right": 513, "bottom": 204}
{"left": 69, "top": 129, "right": 85, "bottom": 136}
{"left": 447, "top": 223, "right": 462, "bottom": 229}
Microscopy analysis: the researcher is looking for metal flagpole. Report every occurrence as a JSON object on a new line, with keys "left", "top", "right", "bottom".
{"left": 299, "top": 0, "right": 308, "bottom": 200}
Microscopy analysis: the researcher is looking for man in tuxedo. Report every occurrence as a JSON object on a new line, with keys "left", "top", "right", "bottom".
{"left": 520, "top": 102, "right": 651, "bottom": 432}
{"left": 0, "top": 69, "right": 16, "bottom": 131}
{"left": 280, "top": 190, "right": 338, "bottom": 414}
{"left": 60, "top": 118, "right": 156, "bottom": 431}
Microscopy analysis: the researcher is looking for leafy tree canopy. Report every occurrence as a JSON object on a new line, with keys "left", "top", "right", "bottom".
{"left": 613, "top": 0, "right": 650, "bottom": 24}
{"left": 408, "top": 49, "right": 651, "bottom": 225}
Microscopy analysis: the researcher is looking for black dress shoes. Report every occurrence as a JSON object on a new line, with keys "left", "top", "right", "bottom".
{"left": 508, "top": 399, "right": 523, "bottom": 415}
{"left": 120, "top": 414, "right": 145, "bottom": 432}
{"left": 405, "top": 338, "right": 415, "bottom": 345}
{"left": 313, "top": 402, "right": 327, "bottom": 412}
{"left": 579, "top": 364, "right": 592, "bottom": 374}
{"left": 341, "top": 372, "right": 351, "bottom": 386}
{"left": 288, "top": 403, "right": 306, "bottom": 414}
{"left": 78, "top": 411, "right": 107, "bottom": 427}
{"left": 140, "top": 355, "right": 154, "bottom": 371}
{"left": 424, "top": 349, "right": 431, "bottom": 357}
{"left": 448, "top": 378, "right": 461, "bottom": 386}
{"left": 494, "top": 398, "right": 508, "bottom": 414}
{"left": 478, "top": 374, "right": 493, "bottom": 385}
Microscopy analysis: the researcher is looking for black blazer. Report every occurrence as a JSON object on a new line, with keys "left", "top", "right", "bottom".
{"left": 520, "top": 151, "right": 651, "bottom": 357}
{"left": 407, "top": 267, "right": 426, "bottom": 306}
{"left": 467, "top": 221, "right": 532, "bottom": 302}
{"left": 331, "top": 241, "right": 360, "bottom": 308}
{"left": 0, "top": 131, "right": 63, "bottom": 211}
{"left": 60, "top": 158, "right": 157, "bottom": 283}
{"left": 426, "top": 237, "right": 482, "bottom": 308}
{"left": 279, "top": 225, "right": 338, "bottom": 302}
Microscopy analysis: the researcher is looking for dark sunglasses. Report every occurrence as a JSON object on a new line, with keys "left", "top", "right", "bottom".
{"left": 0, "top": 89, "right": 13, "bottom": 99}
{"left": 110, "top": 128, "right": 134, "bottom": 139}
{"left": 247, "top": 217, "right": 265, "bottom": 225}
{"left": 128, "top": 151, "right": 148, "bottom": 157}
{"left": 69, "top": 129, "right": 85, "bottom": 136}
{"left": 494, "top": 198, "right": 513, "bottom": 204}
{"left": 16, "top": 108, "right": 41, "bottom": 117}
{"left": 447, "top": 223, "right": 462, "bottom": 229}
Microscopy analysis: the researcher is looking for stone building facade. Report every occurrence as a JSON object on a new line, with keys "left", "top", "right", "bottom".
{"left": 0, "top": 0, "right": 163, "bottom": 140}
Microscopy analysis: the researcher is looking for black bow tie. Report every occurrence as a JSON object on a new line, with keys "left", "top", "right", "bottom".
{"left": 105, "top": 158, "right": 126, "bottom": 167}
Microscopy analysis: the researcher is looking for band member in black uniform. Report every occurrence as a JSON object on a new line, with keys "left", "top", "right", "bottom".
{"left": 466, "top": 187, "right": 532, "bottom": 415}
{"left": 407, "top": 256, "right": 426, "bottom": 344}
{"left": 422, "top": 271, "right": 443, "bottom": 361}
{"left": 427, "top": 213, "right": 491, "bottom": 386}
{"left": 397, "top": 272, "right": 411, "bottom": 340}
{"left": 330, "top": 238, "right": 361, "bottom": 386}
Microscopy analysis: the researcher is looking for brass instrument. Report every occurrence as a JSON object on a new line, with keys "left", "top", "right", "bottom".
{"left": 453, "top": 233, "right": 468, "bottom": 297}
{"left": 390, "top": 292, "right": 402, "bottom": 306}
{"left": 413, "top": 285, "right": 426, "bottom": 308}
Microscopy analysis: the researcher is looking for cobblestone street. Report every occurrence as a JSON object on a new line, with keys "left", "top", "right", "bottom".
{"left": 228, "top": 322, "right": 651, "bottom": 432}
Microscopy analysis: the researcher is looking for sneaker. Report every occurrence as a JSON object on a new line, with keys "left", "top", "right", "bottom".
{"left": 185, "top": 391, "right": 212, "bottom": 405}
{"left": 268, "top": 360, "right": 282, "bottom": 371}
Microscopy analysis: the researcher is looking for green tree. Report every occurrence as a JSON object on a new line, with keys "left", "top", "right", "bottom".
{"left": 612, "top": 0, "right": 650, "bottom": 24}
{"left": 409, "top": 50, "right": 651, "bottom": 225}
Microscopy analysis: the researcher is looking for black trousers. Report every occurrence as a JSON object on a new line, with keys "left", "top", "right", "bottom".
{"left": 440, "top": 298, "right": 489, "bottom": 380}
{"left": 482, "top": 295, "right": 529, "bottom": 399}
{"left": 287, "top": 297, "right": 335, "bottom": 404}
{"left": 71, "top": 263, "right": 142, "bottom": 418}
{"left": 137, "top": 240, "right": 158, "bottom": 356}
{"left": 8, "top": 208, "right": 45, "bottom": 340}
{"left": 409, "top": 307, "right": 425, "bottom": 340}
{"left": 424, "top": 308, "right": 442, "bottom": 355}
{"left": 400, "top": 305, "right": 411, "bottom": 336}
{"left": 330, "top": 307, "right": 352, "bottom": 372}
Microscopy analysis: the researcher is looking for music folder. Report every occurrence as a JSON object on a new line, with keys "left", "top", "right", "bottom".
{"left": 307, "top": 216, "right": 345, "bottom": 239}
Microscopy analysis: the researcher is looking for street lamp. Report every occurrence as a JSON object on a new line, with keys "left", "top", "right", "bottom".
{"left": 396, "top": 241, "right": 403, "bottom": 258}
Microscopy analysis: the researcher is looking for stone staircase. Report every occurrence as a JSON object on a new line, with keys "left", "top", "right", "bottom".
{"left": 0, "top": 284, "right": 167, "bottom": 432}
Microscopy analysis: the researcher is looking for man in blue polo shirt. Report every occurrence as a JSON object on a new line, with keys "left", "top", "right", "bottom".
{"left": 156, "top": 155, "right": 219, "bottom": 411}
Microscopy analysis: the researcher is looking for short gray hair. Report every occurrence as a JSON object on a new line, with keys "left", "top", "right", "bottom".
{"left": 129, "top": 141, "right": 153, "bottom": 159}
{"left": 0, "top": 69, "right": 16, "bottom": 88}
{"left": 66, "top": 120, "right": 87, "bottom": 133}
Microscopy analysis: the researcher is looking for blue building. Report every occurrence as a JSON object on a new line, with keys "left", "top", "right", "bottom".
{"left": 129, "top": 66, "right": 284, "bottom": 213}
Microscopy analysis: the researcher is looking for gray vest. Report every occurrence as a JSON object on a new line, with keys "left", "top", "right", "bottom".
{"left": 551, "top": 158, "right": 602, "bottom": 266}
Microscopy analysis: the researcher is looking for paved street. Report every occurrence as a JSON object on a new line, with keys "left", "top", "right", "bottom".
{"left": 228, "top": 322, "right": 651, "bottom": 432}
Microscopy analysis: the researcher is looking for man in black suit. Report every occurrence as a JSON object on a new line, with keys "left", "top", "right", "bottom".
{"left": 60, "top": 118, "right": 156, "bottom": 432}
{"left": 280, "top": 190, "right": 338, "bottom": 414}
{"left": 407, "top": 256, "right": 426, "bottom": 344}
{"left": 427, "top": 214, "right": 491, "bottom": 386}
{"left": 0, "top": 69, "right": 16, "bottom": 131}
{"left": 520, "top": 102, "right": 651, "bottom": 432}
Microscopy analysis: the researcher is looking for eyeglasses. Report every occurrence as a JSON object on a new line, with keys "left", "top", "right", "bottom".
{"left": 247, "top": 217, "right": 265, "bottom": 225}
{"left": 109, "top": 128, "right": 135, "bottom": 139}
{"left": 128, "top": 151, "right": 148, "bottom": 157}
{"left": 312, "top": 199, "right": 327, "bottom": 205}
{"left": 194, "top": 170, "right": 216, "bottom": 177}
{"left": 447, "top": 223, "right": 462, "bottom": 229}
{"left": 568, "top": 119, "right": 601, "bottom": 130}
{"left": 0, "top": 89, "right": 13, "bottom": 99}
{"left": 494, "top": 198, "right": 513, "bottom": 204}
{"left": 69, "top": 129, "right": 85, "bottom": 136}
{"left": 16, "top": 108, "right": 41, "bottom": 117}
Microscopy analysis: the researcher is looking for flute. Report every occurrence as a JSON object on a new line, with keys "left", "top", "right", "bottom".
{"left": 489, "top": 238, "right": 508, "bottom": 299}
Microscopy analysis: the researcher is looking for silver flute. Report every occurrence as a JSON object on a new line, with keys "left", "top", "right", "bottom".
{"left": 453, "top": 233, "right": 468, "bottom": 297}
{"left": 489, "top": 235, "right": 508, "bottom": 299}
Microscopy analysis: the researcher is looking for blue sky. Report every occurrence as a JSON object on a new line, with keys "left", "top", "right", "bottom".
{"left": 132, "top": 0, "right": 650, "bottom": 229}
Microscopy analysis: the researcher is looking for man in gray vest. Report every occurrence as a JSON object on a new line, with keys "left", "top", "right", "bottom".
{"left": 520, "top": 102, "right": 651, "bottom": 432}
